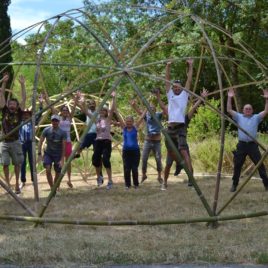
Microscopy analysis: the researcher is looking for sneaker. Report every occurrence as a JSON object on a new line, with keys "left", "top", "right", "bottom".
{"left": 230, "top": 184, "right": 237, "bottom": 192}
{"left": 188, "top": 180, "right": 193, "bottom": 187}
{"left": 134, "top": 185, "right": 139, "bottom": 189}
{"left": 97, "top": 176, "right": 104, "bottom": 187}
{"left": 74, "top": 153, "right": 80, "bottom": 159}
{"left": 19, "top": 182, "right": 26, "bottom": 190}
{"left": 125, "top": 186, "right": 131, "bottom": 190}
{"left": 106, "top": 181, "right": 113, "bottom": 190}
{"left": 161, "top": 183, "right": 167, "bottom": 191}
{"left": 141, "top": 175, "right": 147, "bottom": 184}
{"left": 157, "top": 177, "right": 163, "bottom": 184}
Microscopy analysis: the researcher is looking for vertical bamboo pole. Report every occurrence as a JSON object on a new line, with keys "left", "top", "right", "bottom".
{"left": 192, "top": 17, "right": 225, "bottom": 220}
{"left": 31, "top": 17, "right": 62, "bottom": 203}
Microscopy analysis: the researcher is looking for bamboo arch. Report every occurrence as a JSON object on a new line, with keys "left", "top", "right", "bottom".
{"left": 0, "top": 4, "right": 267, "bottom": 226}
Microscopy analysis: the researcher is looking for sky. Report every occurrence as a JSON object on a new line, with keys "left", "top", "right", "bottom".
{"left": 8, "top": 0, "right": 85, "bottom": 34}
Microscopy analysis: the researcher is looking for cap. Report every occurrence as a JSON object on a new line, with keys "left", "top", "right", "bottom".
{"left": 173, "top": 79, "right": 182, "bottom": 84}
{"left": 51, "top": 114, "right": 61, "bottom": 121}
{"left": 23, "top": 109, "right": 32, "bottom": 115}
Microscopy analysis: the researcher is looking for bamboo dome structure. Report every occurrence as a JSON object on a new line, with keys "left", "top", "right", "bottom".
{"left": 0, "top": 4, "right": 268, "bottom": 227}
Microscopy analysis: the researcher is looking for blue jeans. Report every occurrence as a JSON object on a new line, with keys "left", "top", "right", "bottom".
{"left": 21, "top": 141, "right": 33, "bottom": 182}
{"left": 142, "top": 140, "right": 162, "bottom": 174}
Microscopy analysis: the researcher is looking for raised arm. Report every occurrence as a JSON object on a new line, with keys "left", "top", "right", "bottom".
{"left": 114, "top": 109, "right": 125, "bottom": 129}
{"left": 69, "top": 93, "right": 78, "bottom": 118}
{"left": 135, "top": 109, "right": 147, "bottom": 129}
{"left": 108, "top": 91, "right": 116, "bottom": 120}
{"left": 0, "top": 73, "right": 9, "bottom": 109}
{"left": 227, "top": 88, "right": 236, "bottom": 117}
{"left": 259, "top": 89, "right": 268, "bottom": 119}
{"left": 188, "top": 88, "right": 208, "bottom": 120}
{"left": 18, "top": 75, "right": 26, "bottom": 110}
{"left": 165, "top": 61, "right": 172, "bottom": 93}
{"left": 130, "top": 99, "right": 143, "bottom": 115}
{"left": 43, "top": 90, "right": 58, "bottom": 115}
{"left": 184, "top": 59, "right": 194, "bottom": 90}
{"left": 154, "top": 89, "right": 167, "bottom": 115}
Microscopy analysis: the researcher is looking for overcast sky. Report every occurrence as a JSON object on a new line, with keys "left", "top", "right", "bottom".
{"left": 8, "top": 0, "right": 84, "bottom": 33}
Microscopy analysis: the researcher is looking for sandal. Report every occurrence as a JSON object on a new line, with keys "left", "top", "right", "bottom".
{"left": 67, "top": 181, "right": 73, "bottom": 188}
{"left": 15, "top": 188, "right": 21, "bottom": 194}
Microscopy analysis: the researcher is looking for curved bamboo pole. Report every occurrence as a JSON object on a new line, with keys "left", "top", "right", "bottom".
{"left": 31, "top": 17, "right": 62, "bottom": 203}
{"left": 1, "top": 210, "right": 268, "bottom": 226}
{"left": 192, "top": 16, "right": 225, "bottom": 218}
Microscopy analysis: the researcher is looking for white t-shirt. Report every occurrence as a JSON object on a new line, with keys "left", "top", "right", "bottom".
{"left": 86, "top": 110, "right": 97, "bottom": 134}
{"left": 167, "top": 89, "right": 189, "bottom": 123}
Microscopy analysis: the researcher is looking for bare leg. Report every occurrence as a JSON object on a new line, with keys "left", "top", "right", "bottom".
{"left": 3, "top": 165, "right": 10, "bottom": 187}
{"left": 54, "top": 172, "right": 61, "bottom": 189}
{"left": 45, "top": 165, "right": 54, "bottom": 189}
{"left": 14, "top": 164, "right": 20, "bottom": 191}
{"left": 66, "top": 157, "right": 73, "bottom": 188}
{"left": 180, "top": 149, "right": 193, "bottom": 174}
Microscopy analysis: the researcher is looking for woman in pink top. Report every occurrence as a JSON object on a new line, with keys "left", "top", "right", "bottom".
{"left": 44, "top": 92, "right": 78, "bottom": 188}
{"left": 92, "top": 92, "right": 115, "bottom": 190}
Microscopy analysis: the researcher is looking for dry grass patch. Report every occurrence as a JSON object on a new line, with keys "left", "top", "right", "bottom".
{"left": 0, "top": 171, "right": 268, "bottom": 266}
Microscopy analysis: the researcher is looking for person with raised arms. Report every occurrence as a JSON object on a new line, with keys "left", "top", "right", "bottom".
{"left": 115, "top": 94, "right": 146, "bottom": 189}
{"left": 160, "top": 59, "right": 194, "bottom": 190}
{"left": 227, "top": 87, "right": 268, "bottom": 192}
{"left": 0, "top": 73, "right": 26, "bottom": 194}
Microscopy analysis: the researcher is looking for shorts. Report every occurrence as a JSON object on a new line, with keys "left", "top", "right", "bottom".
{"left": 65, "top": 142, "right": 72, "bottom": 157}
{"left": 1, "top": 140, "right": 24, "bottom": 166}
{"left": 43, "top": 152, "right": 62, "bottom": 173}
{"left": 80, "top": 133, "right": 97, "bottom": 150}
{"left": 165, "top": 124, "right": 188, "bottom": 151}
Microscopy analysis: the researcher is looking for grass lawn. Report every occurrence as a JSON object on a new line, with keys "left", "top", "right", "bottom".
{"left": 0, "top": 165, "right": 268, "bottom": 266}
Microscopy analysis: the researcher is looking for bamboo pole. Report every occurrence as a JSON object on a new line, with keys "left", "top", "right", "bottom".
{"left": 0, "top": 179, "right": 36, "bottom": 216}
{"left": 31, "top": 17, "right": 61, "bottom": 204}
{"left": 193, "top": 16, "right": 225, "bottom": 219}
{"left": 1, "top": 210, "right": 268, "bottom": 226}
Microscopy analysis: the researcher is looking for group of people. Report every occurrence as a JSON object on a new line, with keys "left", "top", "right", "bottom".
{"left": 1, "top": 58, "right": 268, "bottom": 195}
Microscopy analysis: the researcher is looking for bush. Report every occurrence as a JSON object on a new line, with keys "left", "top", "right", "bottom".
{"left": 188, "top": 98, "right": 221, "bottom": 142}
{"left": 190, "top": 133, "right": 237, "bottom": 173}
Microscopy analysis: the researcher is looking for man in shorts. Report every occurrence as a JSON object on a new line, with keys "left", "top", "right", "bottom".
{"left": 0, "top": 73, "right": 26, "bottom": 194}
{"left": 38, "top": 114, "right": 67, "bottom": 190}
{"left": 161, "top": 59, "right": 194, "bottom": 190}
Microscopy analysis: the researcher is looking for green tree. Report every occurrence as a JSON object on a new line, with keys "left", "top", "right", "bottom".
{"left": 0, "top": 0, "right": 13, "bottom": 86}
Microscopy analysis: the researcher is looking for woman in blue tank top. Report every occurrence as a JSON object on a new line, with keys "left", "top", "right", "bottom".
{"left": 116, "top": 110, "right": 146, "bottom": 189}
